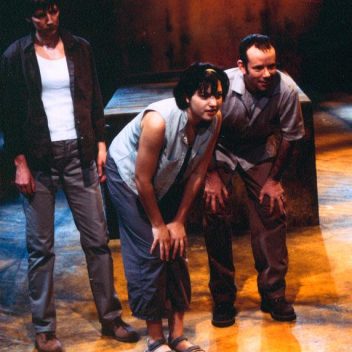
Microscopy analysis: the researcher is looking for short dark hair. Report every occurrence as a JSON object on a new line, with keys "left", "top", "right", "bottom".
{"left": 25, "top": 0, "right": 60, "bottom": 19}
{"left": 239, "top": 34, "right": 275, "bottom": 66}
{"left": 174, "top": 62, "right": 230, "bottom": 110}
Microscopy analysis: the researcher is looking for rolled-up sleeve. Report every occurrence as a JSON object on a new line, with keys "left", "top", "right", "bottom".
{"left": 279, "top": 88, "right": 305, "bottom": 141}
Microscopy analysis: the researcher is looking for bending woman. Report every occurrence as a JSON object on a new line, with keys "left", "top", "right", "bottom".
{"left": 106, "top": 63, "right": 229, "bottom": 352}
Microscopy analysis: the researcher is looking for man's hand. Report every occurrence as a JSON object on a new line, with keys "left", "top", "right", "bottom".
{"left": 203, "top": 170, "right": 229, "bottom": 213}
{"left": 259, "top": 178, "right": 286, "bottom": 214}
{"left": 167, "top": 221, "right": 187, "bottom": 259}
{"left": 150, "top": 224, "right": 171, "bottom": 261}
{"left": 96, "top": 141, "right": 107, "bottom": 183}
{"left": 14, "top": 155, "right": 35, "bottom": 196}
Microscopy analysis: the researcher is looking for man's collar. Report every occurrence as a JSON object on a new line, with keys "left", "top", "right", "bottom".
{"left": 231, "top": 69, "right": 246, "bottom": 95}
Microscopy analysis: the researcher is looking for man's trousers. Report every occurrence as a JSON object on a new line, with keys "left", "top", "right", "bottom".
{"left": 204, "top": 160, "right": 288, "bottom": 306}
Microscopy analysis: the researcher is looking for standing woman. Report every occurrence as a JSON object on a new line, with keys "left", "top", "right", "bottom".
{"left": 1, "top": 1, "right": 138, "bottom": 351}
{"left": 106, "top": 63, "right": 229, "bottom": 352}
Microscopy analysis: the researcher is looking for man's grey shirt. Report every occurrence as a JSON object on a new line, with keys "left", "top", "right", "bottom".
{"left": 216, "top": 68, "right": 305, "bottom": 171}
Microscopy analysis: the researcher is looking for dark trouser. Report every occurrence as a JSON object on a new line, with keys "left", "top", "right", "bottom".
{"left": 204, "top": 160, "right": 288, "bottom": 306}
{"left": 23, "top": 140, "right": 122, "bottom": 333}
{"left": 106, "top": 155, "right": 191, "bottom": 321}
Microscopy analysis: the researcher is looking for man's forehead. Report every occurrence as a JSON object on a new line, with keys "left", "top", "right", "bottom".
{"left": 246, "top": 46, "right": 276, "bottom": 62}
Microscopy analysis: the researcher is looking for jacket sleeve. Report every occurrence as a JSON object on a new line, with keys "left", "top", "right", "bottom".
{"left": 88, "top": 44, "right": 105, "bottom": 143}
{"left": 0, "top": 47, "right": 27, "bottom": 160}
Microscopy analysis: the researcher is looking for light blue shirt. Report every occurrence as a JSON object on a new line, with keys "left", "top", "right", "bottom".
{"left": 109, "top": 98, "right": 217, "bottom": 199}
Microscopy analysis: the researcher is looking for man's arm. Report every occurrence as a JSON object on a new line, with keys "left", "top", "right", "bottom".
{"left": 260, "top": 84, "right": 304, "bottom": 214}
{"left": 268, "top": 138, "right": 295, "bottom": 182}
{"left": 259, "top": 138, "right": 295, "bottom": 214}
{"left": 203, "top": 144, "right": 235, "bottom": 213}
{"left": 203, "top": 168, "right": 229, "bottom": 214}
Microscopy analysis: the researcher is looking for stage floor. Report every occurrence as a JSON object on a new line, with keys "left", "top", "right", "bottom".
{"left": 1, "top": 94, "right": 352, "bottom": 351}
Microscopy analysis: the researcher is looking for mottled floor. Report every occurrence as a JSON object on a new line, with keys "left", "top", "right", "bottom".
{"left": 1, "top": 95, "right": 352, "bottom": 351}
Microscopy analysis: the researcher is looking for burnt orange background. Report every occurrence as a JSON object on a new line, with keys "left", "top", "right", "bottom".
{"left": 114, "top": 0, "right": 322, "bottom": 80}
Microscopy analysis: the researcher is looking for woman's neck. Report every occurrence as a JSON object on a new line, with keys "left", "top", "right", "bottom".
{"left": 35, "top": 31, "right": 60, "bottom": 49}
{"left": 186, "top": 109, "right": 212, "bottom": 135}
{"left": 185, "top": 111, "right": 201, "bottom": 146}
{"left": 34, "top": 32, "right": 64, "bottom": 60}
{"left": 186, "top": 109, "right": 201, "bottom": 128}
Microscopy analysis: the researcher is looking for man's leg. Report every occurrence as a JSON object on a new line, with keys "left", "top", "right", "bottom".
{"left": 238, "top": 161, "right": 296, "bottom": 321}
{"left": 61, "top": 140, "right": 138, "bottom": 342}
{"left": 203, "top": 169, "right": 237, "bottom": 327}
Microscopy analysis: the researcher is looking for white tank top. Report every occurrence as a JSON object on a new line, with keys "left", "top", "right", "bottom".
{"left": 36, "top": 54, "right": 77, "bottom": 142}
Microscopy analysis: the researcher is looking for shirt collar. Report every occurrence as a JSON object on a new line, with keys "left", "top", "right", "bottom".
{"left": 22, "top": 33, "right": 35, "bottom": 52}
{"left": 231, "top": 69, "right": 246, "bottom": 95}
{"left": 22, "top": 29, "right": 77, "bottom": 52}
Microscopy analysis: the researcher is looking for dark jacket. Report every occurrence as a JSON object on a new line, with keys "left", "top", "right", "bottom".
{"left": 0, "top": 29, "right": 105, "bottom": 170}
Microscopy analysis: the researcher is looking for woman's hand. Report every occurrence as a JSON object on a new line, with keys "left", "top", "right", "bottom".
{"left": 96, "top": 142, "right": 107, "bottom": 183}
{"left": 150, "top": 224, "right": 171, "bottom": 261}
{"left": 14, "top": 155, "right": 36, "bottom": 196}
{"left": 167, "top": 221, "right": 187, "bottom": 259}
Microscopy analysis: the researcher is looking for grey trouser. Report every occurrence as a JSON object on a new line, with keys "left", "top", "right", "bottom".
{"left": 23, "top": 140, "right": 122, "bottom": 333}
{"left": 106, "top": 155, "right": 191, "bottom": 321}
{"left": 204, "top": 160, "right": 288, "bottom": 305}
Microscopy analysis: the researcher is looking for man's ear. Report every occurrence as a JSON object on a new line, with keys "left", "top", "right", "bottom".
{"left": 237, "top": 60, "right": 247, "bottom": 74}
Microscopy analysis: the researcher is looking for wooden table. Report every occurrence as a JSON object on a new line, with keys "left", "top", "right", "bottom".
{"left": 104, "top": 81, "right": 319, "bottom": 235}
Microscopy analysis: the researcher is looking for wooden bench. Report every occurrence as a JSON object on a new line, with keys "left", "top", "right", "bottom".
{"left": 104, "top": 78, "right": 319, "bottom": 236}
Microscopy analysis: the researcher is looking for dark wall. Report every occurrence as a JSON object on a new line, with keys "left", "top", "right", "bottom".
{"left": 113, "top": 0, "right": 319, "bottom": 80}
{"left": 111, "top": 0, "right": 351, "bottom": 95}
{"left": 0, "top": 0, "right": 120, "bottom": 103}
{"left": 59, "top": 0, "right": 121, "bottom": 103}
{"left": 300, "top": 0, "right": 352, "bottom": 94}
{"left": 1, "top": 1, "right": 351, "bottom": 97}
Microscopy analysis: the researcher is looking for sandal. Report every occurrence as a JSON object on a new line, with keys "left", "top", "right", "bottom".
{"left": 168, "top": 335, "right": 205, "bottom": 352}
{"left": 145, "top": 338, "right": 172, "bottom": 352}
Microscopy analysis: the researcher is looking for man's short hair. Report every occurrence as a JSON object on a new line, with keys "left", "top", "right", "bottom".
{"left": 25, "top": 0, "right": 60, "bottom": 19}
{"left": 239, "top": 34, "right": 275, "bottom": 66}
{"left": 174, "top": 62, "right": 230, "bottom": 110}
